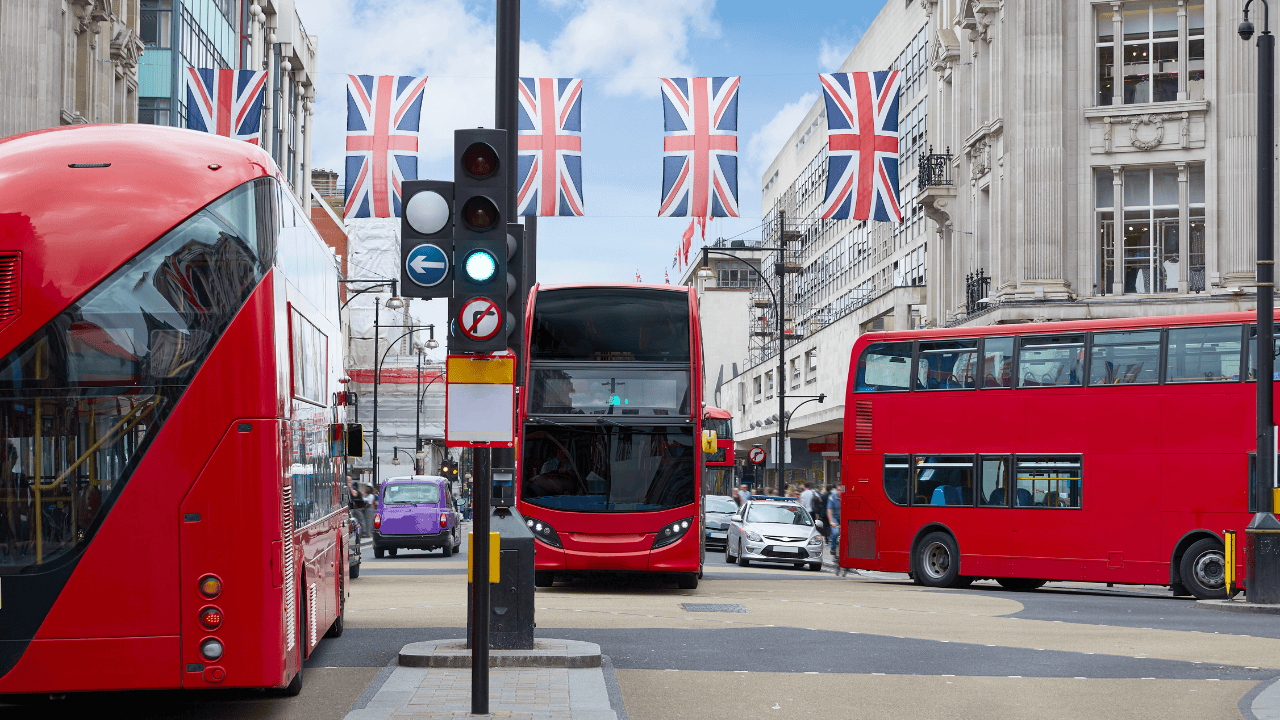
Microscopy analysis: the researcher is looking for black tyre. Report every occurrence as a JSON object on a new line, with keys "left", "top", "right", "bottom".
{"left": 996, "top": 577, "right": 1046, "bottom": 591}
{"left": 325, "top": 578, "right": 345, "bottom": 638}
{"left": 793, "top": 562, "right": 805, "bottom": 569}
{"left": 279, "top": 588, "right": 306, "bottom": 697}
{"left": 534, "top": 571, "right": 555, "bottom": 588}
{"left": 349, "top": 559, "right": 360, "bottom": 579}
{"left": 724, "top": 542, "right": 735, "bottom": 563}
{"left": 914, "top": 531, "right": 962, "bottom": 588}
{"left": 388, "top": 547, "right": 398, "bottom": 558}
{"left": 676, "top": 573, "right": 699, "bottom": 589}
{"left": 442, "top": 542, "right": 453, "bottom": 557}
{"left": 1180, "top": 537, "right": 1227, "bottom": 600}
{"left": 808, "top": 562, "right": 823, "bottom": 572}
{"left": 373, "top": 546, "right": 384, "bottom": 559}
{"left": 737, "top": 541, "right": 750, "bottom": 567}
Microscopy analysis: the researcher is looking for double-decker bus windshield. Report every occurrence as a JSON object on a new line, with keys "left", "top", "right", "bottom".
{"left": 522, "top": 425, "right": 696, "bottom": 512}
{"left": 531, "top": 288, "right": 690, "bottom": 361}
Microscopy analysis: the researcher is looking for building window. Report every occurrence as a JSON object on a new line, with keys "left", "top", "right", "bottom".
{"left": 138, "top": 97, "right": 171, "bottom": 126}
{"left": 140, "top": 0, "right": 173, "bottom": 49}
{"left": 1097, "top": 2, "right": 1205, "bottom": 106}
{"left": 717, "top": 261, "right": 760, "bottom": 288}
{"left": 790, "top": 358, "right": 801, "bottom": 390}
{"left": 765, "top": 371, "right": 774, "bottom": 399}
{"left": 739, "top": 381, "right": 746, "bottom": 411}
{"left": 805, "top": 349, "right": 818, "bottom": 384}
{"left": 753, "top": 376, "right": 762, "bottom": 404}
{"left": 1095, "top": 164, "right": 1205, "bottom": 295}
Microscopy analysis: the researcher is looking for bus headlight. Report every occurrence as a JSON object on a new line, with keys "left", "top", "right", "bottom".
{"left": 525, "top": 517, "right": 563, "bottom": 548}
{"left": 653, "top": 517, "right": 694, "bottom": 549}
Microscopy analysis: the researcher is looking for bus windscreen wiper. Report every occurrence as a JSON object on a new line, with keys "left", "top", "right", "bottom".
{"left": 596, "top": 416, "right": 628, "bottom": 429}
{"left": 527, "top": 416, "right": 575, "bottom": 430}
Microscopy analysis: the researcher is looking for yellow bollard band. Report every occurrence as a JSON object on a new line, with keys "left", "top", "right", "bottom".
{"left": 467, "top": 531, "right": 501, "bottom": 584}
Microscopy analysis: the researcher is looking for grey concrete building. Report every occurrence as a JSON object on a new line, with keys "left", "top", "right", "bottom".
{"left": 0, "top": 1, "right": 144, "bottom": 136}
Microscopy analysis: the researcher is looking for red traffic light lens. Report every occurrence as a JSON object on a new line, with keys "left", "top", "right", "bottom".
{"left": 462, "top": 197, "right": 500, "bottom": 231}
{"left": 461, "top": 143, "right": 499, "bottom": 179}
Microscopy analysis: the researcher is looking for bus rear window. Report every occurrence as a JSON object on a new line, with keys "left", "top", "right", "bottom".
{"left": 530, "top": 288, "right": 690, "bottom": 361}
{"left": 883, "top": 455, "right": 910, "bottom": 505}
{"left": 856, "top": 342, "right": 912, "bottom": 392}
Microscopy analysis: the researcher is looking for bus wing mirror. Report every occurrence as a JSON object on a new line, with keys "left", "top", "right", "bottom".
{"left": 346, "top": 424, "right": 364, "bottom": 457}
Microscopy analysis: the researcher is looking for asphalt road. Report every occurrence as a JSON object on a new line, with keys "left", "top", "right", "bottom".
{"left": 2, "top": 531, "right": 1278, "bottom": 720}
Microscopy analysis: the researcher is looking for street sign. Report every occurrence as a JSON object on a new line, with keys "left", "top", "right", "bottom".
{"left": 445, "top": 354, "right": 515, "bottom": 448}
{"left": 457, "top": 297, "right": 502, "bottom": 341}
{"left": 748, "top": 445, "right": 766, "bottom": 465}
{"left": 405, "top": 243, "right": 450, "bottom": 288}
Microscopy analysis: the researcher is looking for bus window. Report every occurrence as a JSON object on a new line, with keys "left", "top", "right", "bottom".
{"left": 856, "top": 342, "right": 912, "bottom": 392}
{"left": 1166, "top": 325, "right": 1243, "bottom": 382}
{"left": 914, "top": 455, "right": 975, "bottom": 506}
{"left": 1014, "top": 455, "right": 1082, "bottom": 508}
{"left": 982, "top": 337, "right": 1015, "bottom": 388}
{"left": 1088, "top": 330, "right": 1160, "bottom": 385}
{"left": 1018, "top": 335, "right": 1085, "bottom": 387}
{"left": 883, "top": 455, "right": 910, "bottom": 505}
{"left": 916, "top": 340, "right": 978, "bottom": 390}
{"left": 979, "top": 455, "right": 1011, "bottom": 506}
{"left": 1246, "top": 325, "right": 1280, "bottom": 381}
{"left": 530, "top": 288, "right": 690, "bottom": 362}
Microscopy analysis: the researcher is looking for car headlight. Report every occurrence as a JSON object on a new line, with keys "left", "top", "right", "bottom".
{"left": 746, "top": 531, "right": 763, "bottom": 543}
{"left": 524, "top": 517, "right": 563, "bottom": 548}
{"left": 807, "top": 535, "right": 823, "bottom": 546}
{"left": 653, "top": 517, "right": 694, "bottom": 549}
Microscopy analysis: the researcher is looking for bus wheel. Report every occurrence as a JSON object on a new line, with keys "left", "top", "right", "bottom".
{"left": 997, "top": 578, "right": 1047, "bottom": 591}
{"left": 677, "top": 573, "right": 699, "bottom": 589}
{"left": 534, "top": 571, "right": 555, "bottom": 587}
{"left": 915, "top": 531, "right": 962, "bottom": 588}
{"left": 326, "top": 578, "right": 345, "bottom": 638}
{"left": 1180, "top": 538, "right": 1227, "bottom": 600}
{"left": 280, "top": 590, "right": 305, "bottom": 697}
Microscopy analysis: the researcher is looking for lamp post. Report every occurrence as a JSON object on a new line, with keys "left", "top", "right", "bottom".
{"left": 391, "top": 447, "right": 418, "bottom": 473}
{"left": 1240, "top": 1, "right": 1280, "bottom": 604}
{"left": 339, "top": 280, "right": 404, "bottom": 489}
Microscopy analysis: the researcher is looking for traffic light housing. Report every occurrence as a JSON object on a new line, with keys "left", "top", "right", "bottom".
{"left": 505, "top": 222, "right": 528, "bottom": 370}
{"left": 400, "top": 180, "right": 455, "bottom": 299}
{"left": 448, "top": 129, "right": 511, "bottom": 353}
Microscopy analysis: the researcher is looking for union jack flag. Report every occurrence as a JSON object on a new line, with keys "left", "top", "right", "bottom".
{"left": 344, "top": 75, "right": 428, "bottom": 219}
{"left": 659, "top": 76, "right": 740, "bottom": 221}
{"left": 517, "top": 77, "right": 584, "bottom": 216}
{"left": 185, "top": 68, "right": 268, "bottom": 144}
{"left": 819, "top": 71, "right": 903, "bottom": 222}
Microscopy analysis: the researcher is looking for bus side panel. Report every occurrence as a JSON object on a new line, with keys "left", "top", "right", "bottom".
{"left": 3, "top": 279, "right": 279, "bottom": 691}
{"left": 180, "top": 418, "right": 284, "bottom": 689}
{"left": 0, "top": 637, "right": 180, "bottom": 693}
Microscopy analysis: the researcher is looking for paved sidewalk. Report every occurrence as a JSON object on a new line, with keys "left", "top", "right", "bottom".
{"left": 345, "top": 664, "right": 618, "bottom": 720}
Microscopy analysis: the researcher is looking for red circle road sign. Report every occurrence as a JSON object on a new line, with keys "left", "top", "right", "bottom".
{"left": 458, "top": 297, "right": 502, "bottom": 341}
{"left": 748, "top": 445, "right": 766, "bottom": 465}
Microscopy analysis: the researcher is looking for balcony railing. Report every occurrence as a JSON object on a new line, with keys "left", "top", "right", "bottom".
{"left": 965, "top": 268, "right": 990, "bottom": 316}
{"left": 918, "top": 147, "right": 954, "bottom": 190}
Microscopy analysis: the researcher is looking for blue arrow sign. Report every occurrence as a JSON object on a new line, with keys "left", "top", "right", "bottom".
{"left": 406, "top": 243, "right": 449, "bottom": 287}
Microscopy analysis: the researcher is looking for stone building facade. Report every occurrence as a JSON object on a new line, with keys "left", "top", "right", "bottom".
{"left": 0, "top": 1, "right": 144, "bottom": 136}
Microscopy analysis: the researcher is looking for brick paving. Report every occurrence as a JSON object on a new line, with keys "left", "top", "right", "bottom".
{"left": 346, "top": 665, "right": 615, "bottom": 720}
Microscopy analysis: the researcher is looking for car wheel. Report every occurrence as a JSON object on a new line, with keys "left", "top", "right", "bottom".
{"left": 737, "top": 541, "right": 750, "bottom": 567}
{"left": 374, "top": 546, "right": 384, "bottom": 559}
{"left": 996, "top": 577, "right": 1046, "bottom": 591}
{"left": 388, "top": 547, "right": 398, "bottom": 558}
{"left": 676, "top": 572, "right": 699, "bottom": 589}
{"left": 793, "top": 562, "right": 805, "bottom": 569}
{"left": 442, "top": 542, "right": 453, "bottom": 557}
{"left": 914, "top": 531, "right": 962, "bottom": 588}
{"left": 725, "top": 542, "right": 735, "bottom": 563}
{"left": 1180, "top": 538, "right": 1228, "bottom": 600}
{"left": 808, "top": 562, "right": 823, "bottom": 572}
{"left": 534, "top": 571, "right": 555, "bottom": 588}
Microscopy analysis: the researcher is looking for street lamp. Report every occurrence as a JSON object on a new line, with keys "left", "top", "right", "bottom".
{"left": 412, "top": 327, "right": 440, "bottom": 465}
{"left": 781, "top": 394, "right": 825, "bottom": 491}
{"left": 339, "top": 279, "right": 405, "bottom": 489}
{"left": 391, "top": 446, "right": 417, "bottom": 472}
{"left": 1240, "top": 0, "right": 1280, "bottom": 604}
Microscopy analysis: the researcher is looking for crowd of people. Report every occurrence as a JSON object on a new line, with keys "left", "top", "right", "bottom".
{"left": 732, "top": 480, "right": 854, "bottom": 577}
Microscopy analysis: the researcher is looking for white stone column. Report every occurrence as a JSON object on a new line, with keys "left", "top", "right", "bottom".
{"left": 1220, "top": 2, "right": 1257, "bottom": 287}
{"left": 1177, "top": 0, "right": 1189, "bottom": 100}
{"left": 292, "top": 72, "right": 303, "bottom": 195}
{"left": 264, "top": 27, "right": 277, "bottom": 157}
{"left": 301, "top": 88, "right": 314, "bottom": 203}
{"left": 1112, "top": 165, "right": 1124, "bottom": 296}
{"left": 1018, "top": 2, "right": 1067, "bottom": 292}
{"left": 1111, "top": 2, "right": 1123, "bottom": 107}
{"left": 1178, "top": 161, "right": 1189, "bottom": 292}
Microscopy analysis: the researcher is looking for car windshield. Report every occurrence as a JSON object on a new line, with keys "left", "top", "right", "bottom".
{"left": 747, "top": 504, "right": 813, "bottom": 526}
{"left": 383, "top": 483, "right": 441, "bottom": 505}
{"left": 705, "top": 496, "right": 738, "bottom": 513}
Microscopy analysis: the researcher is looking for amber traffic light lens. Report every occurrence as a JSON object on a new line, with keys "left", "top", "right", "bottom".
{"left": 461, "top": 197, "right": 500, "bottom": 231}
{"left": 461, "top": 143, "right": 499, "bottom": 179}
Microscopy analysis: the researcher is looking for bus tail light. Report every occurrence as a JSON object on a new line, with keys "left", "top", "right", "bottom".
{"left": 525, "top": 517, "right": 562, "bottom": 548}
{"left": 198, "top": 575, "right": 222, "bottom": 599}
{"left": 653, "top": 518, "right": 694, "bottom": 549}
{"left": 374, "top": 513, "right": 381, "bottom": 530}
{"left": 200, "top": 638, "right": 224, "bottom": 661}
{"left": 199, "top": 607, "right": 223, "bottom": 630}
{"left": 440, "top": 513, "right": 449, "bottom": 528}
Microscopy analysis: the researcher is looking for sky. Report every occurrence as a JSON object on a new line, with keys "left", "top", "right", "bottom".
{"left": 302, "top": 0, "right": 884, "bottom": 341}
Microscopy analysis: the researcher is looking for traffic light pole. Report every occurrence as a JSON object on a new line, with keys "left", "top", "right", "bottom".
{"left": 470, "top": 446, "right": 491, "bottom": 714}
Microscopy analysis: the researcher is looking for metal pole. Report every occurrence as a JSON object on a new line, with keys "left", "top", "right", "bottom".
{"left": 496, "top": 0, "right": 520, "bottom": 221}
{"left": 416, "top": 350, "right": 423, "bottom": 474}
{"left": 776, "top": 211, "right": 787, "bottom": 495}
{"left": 471, "top": 446, "right": 492, "bottom": 714}
{"left": 373, "top": 302, "right": 381, "bottom": 488}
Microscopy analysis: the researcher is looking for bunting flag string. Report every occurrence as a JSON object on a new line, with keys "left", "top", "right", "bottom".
{"left": 344, "top": 74, "right": 428, "bottom": 219}
{"left": 185, "top": 68, "right": 268, "bottom": 144}
{"left": 818, "top": 71, "right": 903, "bottom": 223}
{"left": 518, "top": 77, "right": 585, "bottom": 216}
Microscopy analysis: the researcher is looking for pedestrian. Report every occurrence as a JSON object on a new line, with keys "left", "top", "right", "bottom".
{"left": 358, "top": 481, "right": 376, "bottom": 538}
{"left": 736, "top": 483, "right": 752, "bottom": 506}
{"left": 827, "top": 485, "right": 848, "bottom": 576}
{"left": 799, "top": 481, "right": 816, "bottom": 515}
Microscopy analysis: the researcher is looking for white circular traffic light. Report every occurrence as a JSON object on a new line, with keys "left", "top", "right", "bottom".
{"left": 463, "top": 250, "right": 498, "bottom": 283}
{"left": 405, "top": 191, "right": 450, "bottom": 235}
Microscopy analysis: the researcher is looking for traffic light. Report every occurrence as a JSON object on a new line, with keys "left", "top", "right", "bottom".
{"left": 448, "top": 128, "right": 512, "bottom": 353}
{"left": 400, "top": 180, "right": 454, "bottom": 299}
{"left": 505, "top": 222, "right": 528, "bottom": 369}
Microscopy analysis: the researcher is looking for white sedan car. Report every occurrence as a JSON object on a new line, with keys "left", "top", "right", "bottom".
{"left": 725, "top": 500, "right": 824, "bottom": 571}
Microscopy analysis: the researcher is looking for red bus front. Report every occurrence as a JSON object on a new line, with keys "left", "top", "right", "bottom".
{"left": 0, "top": 125, "right": 348, "bottom": 695}
{"left": 517, "top": 285, "right": 704, "bottom": 588}
{"left": 839, "top": 312, "right": 1269, "bottom": 599}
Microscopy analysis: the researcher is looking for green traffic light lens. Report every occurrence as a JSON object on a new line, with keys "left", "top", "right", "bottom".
{"left": 463, "top": 250, "right": 498, "bottom": 283}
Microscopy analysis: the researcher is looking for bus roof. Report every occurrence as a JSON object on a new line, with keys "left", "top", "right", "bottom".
{"left": 704, "top": 406, "right": 732, "bottom": 419}
{"left": 535, "top": 282, "right": 693, "bottom": 294}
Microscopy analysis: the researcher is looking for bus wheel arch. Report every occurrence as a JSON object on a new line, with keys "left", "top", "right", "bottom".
{"left": 910, "top": 524, "right": 966, "bottom": 588}
{"left": 1169, "top": 529, "right": 1221, "bottom": 592}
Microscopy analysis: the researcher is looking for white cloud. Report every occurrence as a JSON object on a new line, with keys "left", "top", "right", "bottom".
{"left": 818, "top": 39, "right": 851, "bottom": 71}
{"left": 746, "top": 91, "right": 819, "bottom": 189}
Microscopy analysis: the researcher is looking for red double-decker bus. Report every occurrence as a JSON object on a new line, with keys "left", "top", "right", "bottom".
{"left": 0, "top": 125, "right": 351, "bottom": 695}
{"left": 839, "top": 311, "right": 1272, "bottom": 599}
{"left": 702, "top": 407, "right": 736, "bottom": 496}
{"left": 518, "top": 284, "right": 704, "bottom": 589}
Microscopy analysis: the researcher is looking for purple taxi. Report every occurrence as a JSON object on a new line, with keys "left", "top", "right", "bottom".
{"left": 372, "top": 476, "right": 463, "bottom": 558}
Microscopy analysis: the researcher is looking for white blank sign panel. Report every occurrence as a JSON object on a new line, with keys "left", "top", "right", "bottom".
{"left": 447, "top": 384, "right": 514, "bottom": 443}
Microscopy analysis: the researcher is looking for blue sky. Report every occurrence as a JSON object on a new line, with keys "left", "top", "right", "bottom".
{"left": 306, "top": 0, "right": 882, "bottom": 297}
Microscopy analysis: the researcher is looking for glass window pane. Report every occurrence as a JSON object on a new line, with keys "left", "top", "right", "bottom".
{"left": 1152, "top": 1, "right": 1179, "bottom": 38}
{"left": 914, "top": 456, "right": 974, "bottom": 506}
{"left": 1189, "top": 3, "right": 1205, "bottom": 34}
{"left": 884, "top": 455, "right": 910, "bottom": 506}
{"left": 1124, "top": 168, "right": 1150, "bottom": 206}
{"left": 1190, "top": 163, "right": 1206, "bottom": 204}
{"left": 1095, "top": 168, "right": 1115, "bottom": 209}
{"left": 1166, "top": 326, "right": 1244, "bottom": 382}
{"left": 531, "top": 288, "right": 690, "bottom": 362}
{"left": 1123, "top": 42, "right": 1151, "bottom": 104}
{"left": 1123, "top": 4, "right": 1151, "bottom": 40}
{"left": 1099, "top": 210, "right": 1116, "bottom": 293}
{"left": 982, "top": 337, "right": 1015, "bottom": 388}
{"left": 1015, "top": 456, "right": 1082, "bottom": 508}
{"left": 1152, "top": 40, "right": 1179, "bottom": 101}
{"left": 1247, "top": 326, "right": 1280, "bottom": 381}
{"left": 915, "top": 340, "right": 978, "bottom": 390}
{"left": 1097, "top": 7, "right": 1115, "bottom": 42}
{"left": 1098, "top": 45, "right": 1115, "bottom": 106}
{"left": 856, "top": 342, "right": 913, "bottom": 392}
{"left": 528, "top": 368, "right": 690, "bottom": 416}
{"left": 1153, "top": 166, "right": 1179, "bottom": 206}
{"left": 980, "top": 456, "right": 1010, "bottom": 507}
{"left": 1018, "top": 335, "right": 1085, "bottom": 387}
{"left": 1188, "top": 38, "right": 1205, "bottom": 101}
{"left": 1089, "top": 330, "right": 1162, "bottom": 384}
{"left": 1123, "top": 212, "right": 1153, "bottom": 293}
